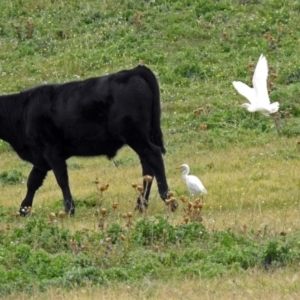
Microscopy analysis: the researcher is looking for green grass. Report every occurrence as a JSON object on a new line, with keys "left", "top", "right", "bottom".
{"left": 1, "top": 0, "right": 300, "bottom": 298}
{"left": 0, "top": 214, "right": 299, "bottom": 297}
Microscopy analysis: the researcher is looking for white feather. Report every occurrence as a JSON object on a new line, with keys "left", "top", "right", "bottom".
{"left": 232, "top": 54, "right": 279, "bottom": 116}
{"left": 178, "top": 164, "right": 207, "bottom": 196}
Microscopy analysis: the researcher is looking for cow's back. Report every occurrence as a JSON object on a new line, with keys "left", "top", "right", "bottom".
{"left": 22, "top": 66, "right": 164, "bottom": 159}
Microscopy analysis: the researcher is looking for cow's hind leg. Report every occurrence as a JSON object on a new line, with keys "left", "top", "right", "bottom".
{"left": 44, "top": 150, "right": 75, "bottom": 215}
{"left": 128, "top": 138, "right": 173, "bottom": 210}
{"left": 20, "top": 166, "right": 48, "bottom": 215}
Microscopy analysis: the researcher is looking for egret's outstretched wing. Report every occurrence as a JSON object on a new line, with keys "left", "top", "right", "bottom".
{"left": 232, "top": 81, "right": 256, "bottom": 104}
{"left": 252, "top": 54, "right": 270, "bottom": 105}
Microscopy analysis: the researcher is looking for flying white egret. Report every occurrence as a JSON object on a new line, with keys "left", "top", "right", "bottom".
{"left": 232, "top": 54, "right": 279, "bottom": 116}
{"left": 176, "top": 164, "right": 207, "bottom": 196}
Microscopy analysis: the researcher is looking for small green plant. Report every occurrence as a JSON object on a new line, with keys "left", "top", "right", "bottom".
{"left": 0, "top": 141, "right": 11, "bottom": 153}
{"left": 0, "top": 210, "right": 300, "bottom": 297}
{"left": 0, "top": 170, "right": 25, "bottom": 185}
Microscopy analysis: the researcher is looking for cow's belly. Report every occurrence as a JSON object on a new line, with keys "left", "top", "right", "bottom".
{"left": 63, "top": 138, "right": 125, "bottom": 159}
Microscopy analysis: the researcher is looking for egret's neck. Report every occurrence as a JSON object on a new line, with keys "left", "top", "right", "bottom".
{"left": 181, "top": 167, "right": 190, "bottom": 180}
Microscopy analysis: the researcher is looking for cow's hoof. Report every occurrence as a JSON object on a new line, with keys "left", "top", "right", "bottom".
{"left": 19, "top": 206, "right": 32, "bottom": 216}
{"left": 165, "top": 199, "right": 178, "bottom": 212}
{"left": 170, "top": 200, "right": 178, "bottom": 212}
{"left": 65, "top": 201, "right": 75, "bottom": 216}
{"left": 65, "top": 208, "right": 75, "bottom": 216}
{"left": 135, "top": 199, "right": 148, "bottom": 213}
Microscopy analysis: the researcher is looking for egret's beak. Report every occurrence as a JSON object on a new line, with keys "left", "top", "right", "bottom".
{"left": 175, "top": 166, "right": 182, "bottom": 169}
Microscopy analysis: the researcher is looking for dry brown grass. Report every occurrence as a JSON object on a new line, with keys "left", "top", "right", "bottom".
{"left": 2, "top": 135, "right": 300, "bottom": 233}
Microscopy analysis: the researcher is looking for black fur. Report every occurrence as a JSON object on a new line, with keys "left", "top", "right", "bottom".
{"left": 0, "top": 66, "right": 169, "bottom": 214}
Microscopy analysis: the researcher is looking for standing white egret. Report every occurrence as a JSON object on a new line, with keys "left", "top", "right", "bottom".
{"left": 232, "top": 54, "right": 279, "bottom": 116}
{"left": 176, "top": 164, "right": 207, "bottom": 196}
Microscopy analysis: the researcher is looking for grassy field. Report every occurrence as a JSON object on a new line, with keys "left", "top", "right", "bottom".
{"left": 1, "top": 0, "right": 300, "bottom": 298}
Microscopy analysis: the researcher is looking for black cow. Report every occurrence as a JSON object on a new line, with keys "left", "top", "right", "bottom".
{"left": 0, "top": 65, "right": 172, "bottom": 215}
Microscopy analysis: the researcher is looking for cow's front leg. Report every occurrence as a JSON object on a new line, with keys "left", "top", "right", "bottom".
{"left": 44, "top": 150, "right": 75, "bottom": 215}
{"left": 20, "top": 166, "right": 48, "bottom": 215}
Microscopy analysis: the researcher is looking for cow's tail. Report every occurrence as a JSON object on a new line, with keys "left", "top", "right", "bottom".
{"left": 136, "top": 65, "right": 166, "bottom": 154}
